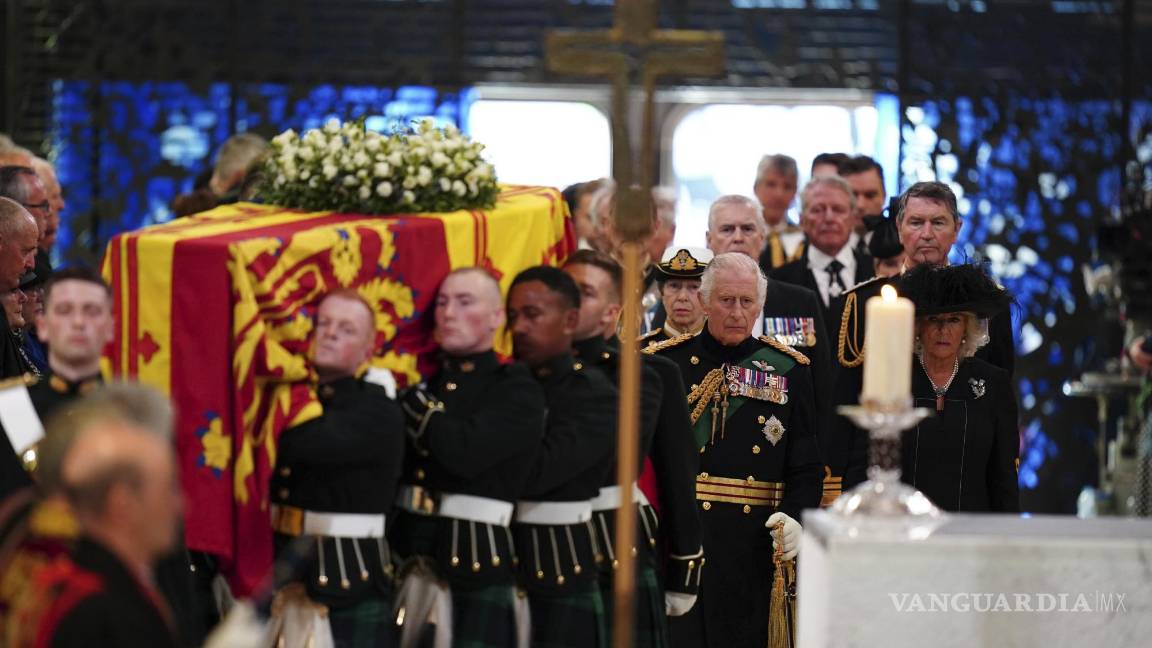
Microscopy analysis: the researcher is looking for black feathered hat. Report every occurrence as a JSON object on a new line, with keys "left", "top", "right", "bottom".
{"left": 898, "top": 263, "right": 1011, "bottom": 318}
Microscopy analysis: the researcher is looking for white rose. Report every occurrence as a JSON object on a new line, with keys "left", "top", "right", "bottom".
{"left": 388, "top": 152, "right": 403, "bottom": 166}
{"left": 309, "top": 176, "right": 320, "bottom": 188}
{"left": 417, "top": 166, "right": 433, "bottom": 186}
{"left": 452, "top": 180, "right": 467, "bottom": 197}
{"left": 359, "top": 185, "right": 372, "bottom": 200}
{"left": 376, "top": 181, "right": 393, "bottom": 198}
{"left": 476, "top": 163, "right": 493, "bottom": 180}
{"left": 402, "top": 176, "right": 418, "bottom": 190}
{"left": 468, "top": 181, "right": 478, "bottom": 196}
{"left": 373, "top": 162, "right": 391, "bottom": 178}
{"left": 323, "top": 163, "right": 338, "bottom": 180}
{"left": 365, "top": 137, "right": 381, "bottom": 153}
{"left": 343, "top": 175, "right": 358, "bottom": 187}
{"left": 327, "top": 138, "right": 342, "bottom": 153}
{"left": 439, "top": 177, "right": 451, "bottom": 192}
{"left": 444, "top": 124, "right": 459, "bottom": 137}
{"left": 304, "top": 130, "right": 324, "bottom": 146}
{"left": 430, "top": 151, "right": 450, "bottom": 167}
{"left": 299, "top": 147, "right": 315, "bottom": 161}
{"left": 300, "top": 169, "right": 311, "bottom": 180}
{"left": 324, "top": 118, "right": 341, "bottom": 134}
{"left": 275, "top": 174, "right": 287, "bottom": 186}
{"left": 272, "top": 129, "right": 297, "bottom": 146}
{"left": 403, "top": 190, "right": 416, "bottom": 204}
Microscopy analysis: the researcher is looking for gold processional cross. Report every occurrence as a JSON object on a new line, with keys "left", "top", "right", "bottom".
{"left": 546, "top": 3, "right": 724, "bottom": 646}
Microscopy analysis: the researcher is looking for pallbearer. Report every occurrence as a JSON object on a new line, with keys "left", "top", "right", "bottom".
{"left": 564, "top": 250, "right": 704, "bottom": 645}
{"left": 391, "top": 267, "right": 546, "bottom": 647}
{"left": 645, "top": 253, "right": 822, "bottom": 648}
{"left": 506, "top": 266, "right": 617, "bottom": 648}
{"left": 269, "top": 290, "right": 405, "bottom": 647}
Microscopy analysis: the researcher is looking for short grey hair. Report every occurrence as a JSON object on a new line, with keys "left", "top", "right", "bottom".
{"left": 587, "top": 179, "right": 617, "bottom": 228}
{"left": 896, "top": 181, "right": 960, "bottom": 226}
{"left": 800, "top": 174, "right": 856, "bottom": 215}
{"left": 699, "top": 251, "right": 767, "bottom": 309}
{"left": 707, "top": 194, "right": 766, "bottom": 235}
{"left": 755, "top": 154, "right": 798, "bottom": 183}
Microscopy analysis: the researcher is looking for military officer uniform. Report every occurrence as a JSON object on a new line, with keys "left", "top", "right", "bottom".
{"left": 390, "top": 350, "right": 546, "bottom": 647}
{"left": 512, "top": 352, "right": 617, "bottom": 648}
{"left": 270, "top": 375, "right": 405, "bottom": 647}
{"left": 645, "top": 328, "right": 823, "bottom": 648}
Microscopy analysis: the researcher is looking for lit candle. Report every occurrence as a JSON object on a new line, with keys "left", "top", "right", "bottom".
{"left": 861, "top": 284, "right": 915, "bottom": 404}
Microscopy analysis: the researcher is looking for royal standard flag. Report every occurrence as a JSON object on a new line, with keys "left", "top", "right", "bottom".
{"left": 102, "top": 186, "right": 575, "bottom": 594}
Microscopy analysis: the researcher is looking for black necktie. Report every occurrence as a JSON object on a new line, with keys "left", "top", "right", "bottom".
{"left": 825, "top": 259, "right": 846, "bottom": 295}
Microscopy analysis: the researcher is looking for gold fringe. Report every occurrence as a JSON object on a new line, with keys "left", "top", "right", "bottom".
{"left": 687, "top": 368, "right": 725, "bottom": 425}
{"left": 642, "top": 331, "right": 694, "bottom": 355}
{"left": 768, "top": 521, "right": 797, "bottom": 648}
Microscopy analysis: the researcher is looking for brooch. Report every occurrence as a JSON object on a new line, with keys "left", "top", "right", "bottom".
{"left": 762, "top": 415, "right": 785, "bottom": 446}
{"left": 969, "top": 378, "right": 986, "bottom": 399}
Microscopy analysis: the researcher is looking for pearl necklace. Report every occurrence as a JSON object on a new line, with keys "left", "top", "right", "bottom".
{"left": 919, "top": 353, "right": 959, "bottom": 398}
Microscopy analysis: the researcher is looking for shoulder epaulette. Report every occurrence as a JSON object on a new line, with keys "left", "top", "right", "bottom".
{"left": 638, "top": 327, "right": 663, "bottom": 342}
{"left": 843, "top": 274, "right": 886, "bottom": 294}
{"left": 0, "top": 373, "right": 38, "bottom": 391}
{"left": 642, "top": 332, "right": 693, "bottom": 355}
{"left": 758, "top": 336, "right": 810, "bottom": 365}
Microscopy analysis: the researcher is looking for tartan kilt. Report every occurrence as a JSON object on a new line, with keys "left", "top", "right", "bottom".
{"left": 328, "top": 595, "right": 397, "bottom": 648}
{"left": 527, "top": 584, "right": 608, "bottom": 648}
{"left": 599, "top": 562, "right": 670, "bottom": 648}
{"left": 451, "top": 583, "right": 520, "bottom": 648}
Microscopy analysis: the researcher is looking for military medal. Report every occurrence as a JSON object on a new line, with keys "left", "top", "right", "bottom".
{"left": 763, "top": 317, "right": 817, "bottom": 347}
{"left": 725, "top": 365, "right": 788, "bottom": 404}
{"left": 762, "top": 415, "right": 785, "bottom": 446}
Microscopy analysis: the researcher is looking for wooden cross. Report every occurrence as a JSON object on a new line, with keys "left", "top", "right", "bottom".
{"left": 546, "top": 4, "right": 725, "bottom": 647}
{"left": 546, "top": 0, "right": 725, "bottom": 240}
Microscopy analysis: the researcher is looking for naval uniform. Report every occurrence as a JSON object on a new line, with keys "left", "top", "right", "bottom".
{"left": 905, "top": 358, "right": 1020, "bottom": 512}
{"left": 270, "top": 375, "right": 405, "bottom": 647}
{"left": 391, "top": 350, "right": 545, "bottom": 647}
{"left": 513, "top": 352, "right": 617, "bottom": 648}
{"left": 645, "top": 328, "right": 822, "bottom": 648}
{"left": 832, "top": 275, "right": 1017, "bottom": 490}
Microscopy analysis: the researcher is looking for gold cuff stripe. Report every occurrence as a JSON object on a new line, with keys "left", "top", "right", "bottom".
{"left": 696, "top": 493, "right": 783, "bottom": 507}
{"left": 698, "top": 475, "right": 784, "bottom": 489}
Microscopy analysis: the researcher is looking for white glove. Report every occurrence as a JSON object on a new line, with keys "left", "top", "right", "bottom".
{"left": 665, "top": 592, "right": 697, "bottom": 617}
{"left": 766, "top": 512, "right": 801, "bottom": 561}
{"left": 202, "top": 601, "right": 267, "bottom": 648}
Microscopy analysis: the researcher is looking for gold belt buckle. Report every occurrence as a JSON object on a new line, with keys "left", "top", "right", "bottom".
{"left": 408, "top": 486, "right": 439, "bottom": 515}
{"left": 273, "top": 505, "right": 305, "bottom": 536}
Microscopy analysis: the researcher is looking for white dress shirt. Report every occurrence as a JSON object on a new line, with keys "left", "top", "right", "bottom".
{"left": 806, "top": 244, "right": 857, "bottom": 307}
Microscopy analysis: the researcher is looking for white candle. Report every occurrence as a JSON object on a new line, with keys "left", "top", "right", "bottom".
{"left": 861, "top": 284, "right": 915, "bottom": 404}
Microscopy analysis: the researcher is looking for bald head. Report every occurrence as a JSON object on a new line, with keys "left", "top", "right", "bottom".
{"left": 0, "top": 147, "right": 34, "bottom": 167}
{"left": 0, "top": 197, "right": 39, "bottom": 290}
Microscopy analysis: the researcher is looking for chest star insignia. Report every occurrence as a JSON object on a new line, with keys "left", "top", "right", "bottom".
{"left": 762, "top": 415, "right": 785, "bottom": 446}
{"left": 969, "top": 378, "right": 986, "bottom": 399}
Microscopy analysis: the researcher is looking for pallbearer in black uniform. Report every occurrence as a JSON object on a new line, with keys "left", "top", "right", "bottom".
{"left": 270, "top": 290, "right": 405, "bottom": 647}
{"left": 898, "top": 263, "right": 1020, "bottom": 512}
{"left": 645, "top": 253, "right": 822, "bottom": 648}
{"left": 391, "top": 267, "right": 545, "bottom": 647}
{"left": 641, "top": 248, "right": 711, "bottom": 349}
{"left": 505, "top": 266, "right": 617, "bottom": 648}
{"left": 833, "top": 181, "right": 1016, "bottom": 489}
{"left": 564, "top": 250, "right": 704, "bottom": 646}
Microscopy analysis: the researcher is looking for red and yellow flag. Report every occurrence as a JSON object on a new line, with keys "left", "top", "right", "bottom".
{"left": 102, "top": 186, "right": 575, "bottom": 594}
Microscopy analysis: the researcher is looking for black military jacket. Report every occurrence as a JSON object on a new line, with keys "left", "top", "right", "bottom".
{"left": 44, "top": 538, "right": 179, "bottom": 648}
{"left": 0, "top": 372, "right": 103, "bottom": 500}
{"left": 578, "top": 335, "right": 703, "bottom": 595}
{"left": 520, "top": 353, "right": 617, "bottom": 502}
{"left": 391, "top": 350, "right": 545, "bottom": 588}
{"left": 271, "top": 375, "right": 405, "bottom": 606}
{"left": 647, "top": 328, "right": 822, "bottom": 647}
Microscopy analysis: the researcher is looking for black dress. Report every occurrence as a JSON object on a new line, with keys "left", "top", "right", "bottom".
{"left": 903, "top": 358, "right": 1020, "bottom": 513}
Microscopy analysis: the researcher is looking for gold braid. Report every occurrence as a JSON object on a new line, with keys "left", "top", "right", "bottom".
{"left": 687, "top": 369, "right": 726, "bottom": 425}
{"left": 837, "top": 291, "right": 865, "bottom": 368}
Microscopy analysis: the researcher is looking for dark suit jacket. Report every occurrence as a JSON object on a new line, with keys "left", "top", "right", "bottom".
{"left": 770, "top": 246, "right": 874, "bottom": 334}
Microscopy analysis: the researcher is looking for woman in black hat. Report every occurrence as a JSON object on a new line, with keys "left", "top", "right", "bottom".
{"left": 898, "top": 263, "right": 1020, "bottom": 513}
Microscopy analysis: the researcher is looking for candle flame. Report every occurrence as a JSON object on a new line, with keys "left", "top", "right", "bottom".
{"left": 881, "top": 284, "right": 897, "bottom": 301}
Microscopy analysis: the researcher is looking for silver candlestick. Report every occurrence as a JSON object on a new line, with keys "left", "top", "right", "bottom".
{"left": 829, "top": 400, "right": 945, "bottom": 538}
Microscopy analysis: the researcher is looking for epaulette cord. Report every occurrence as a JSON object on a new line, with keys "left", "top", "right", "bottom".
{"left": 758, "top": 336, "right": 810, "bottom": 365}
{"left": 0, "top": 373, "right": 38, "bottom": 391}
{"left": 837, "top": 292, "right": 864, "bottom": 368}
{"left": 641, "top": 332, "right": 693, "bottom": 355}
{"left": 638, "top": 327, "right": 663, "bottom": 342}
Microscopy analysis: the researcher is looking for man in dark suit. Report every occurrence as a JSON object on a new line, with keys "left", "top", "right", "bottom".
{"left": 770, "top": 175, "right": 873, "bottom": 330}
